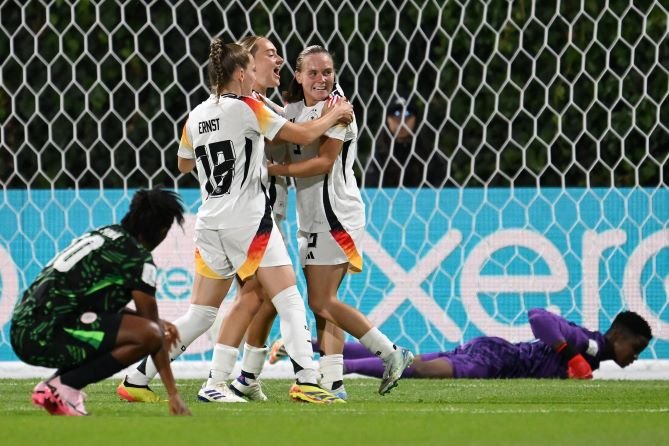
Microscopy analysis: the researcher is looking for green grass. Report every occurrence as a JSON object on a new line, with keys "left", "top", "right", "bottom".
{"left": 1, "top": 379, "right": 667, "bottom": 446}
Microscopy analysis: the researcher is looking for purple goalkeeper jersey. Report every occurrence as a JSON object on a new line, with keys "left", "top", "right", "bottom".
{"left": 422, "top": 308, "right": 607, "bottom": 379}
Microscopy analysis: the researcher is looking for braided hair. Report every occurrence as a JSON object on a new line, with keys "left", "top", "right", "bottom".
{"left": 208, "top": 38, "right": 251, "bottom": 99}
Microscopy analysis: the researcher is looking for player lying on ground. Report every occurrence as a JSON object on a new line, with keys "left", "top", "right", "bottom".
{"left": 270, "top": 308, "right": 652, "bottom": 379}
{"left": 10, "top": 188, "right": 191, "bottom": 416}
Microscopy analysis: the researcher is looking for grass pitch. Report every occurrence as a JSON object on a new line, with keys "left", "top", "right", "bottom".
{"left": 0, "top": 378, "right": 667, "bottom": 446}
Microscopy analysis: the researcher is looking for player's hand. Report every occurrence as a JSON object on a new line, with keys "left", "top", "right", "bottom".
{"left": 267, "top": 161, "right": 282, "bottom": 177}
{"left": 567, "top": 354, "right": 593, "bottom": 379}
{"left": 322, "top": 96, "right": 353, "bottom": 125}
{"left": 161, "top": 320, "right": 181, "bottom": 350}
{"left": 167, "top": 393, "right": 191, "bottom": 416}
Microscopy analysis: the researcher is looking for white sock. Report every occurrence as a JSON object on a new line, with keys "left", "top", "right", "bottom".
{"left": 240, "top": 343, "right": 268, "bottom": 379}
{"left": 126, "top": 304, "right": 218, "bottom": 386}
{"left": 359, "top": 327, "right": 396, "bottom": 359}
{"left": 271, "top": 286, "right": 319, "bottom": 383}
{"left": 319, "top": 354, "right": 344, "bottom": 390}
{"left": 206, "top": 344, "right": 238, "bottom": 386}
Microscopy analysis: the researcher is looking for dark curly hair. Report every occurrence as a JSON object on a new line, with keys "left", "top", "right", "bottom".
{"left": 121, "top": 187, "right": 185, "bottom": 250}
{"left": 610, "top": 311, "right": 653, "bottom": 340}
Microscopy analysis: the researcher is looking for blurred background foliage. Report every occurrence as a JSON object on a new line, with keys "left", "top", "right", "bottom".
{"left": 1, "top": 0, "right": 667, "bottom": 189}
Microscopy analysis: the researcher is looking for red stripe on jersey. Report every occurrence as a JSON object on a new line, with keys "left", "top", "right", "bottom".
{"left": 240, "top": 96, "right": 275, "bottom": 136}
{"left": 237, "top": 213, "right": 274, "bottom": 281}
{"left": 330, "top": 227, "right": 363, "bottom": 273}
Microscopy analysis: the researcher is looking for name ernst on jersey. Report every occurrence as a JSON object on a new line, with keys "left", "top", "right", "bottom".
{"left": 198, "top": 118, "right": 220, "bottom": 134}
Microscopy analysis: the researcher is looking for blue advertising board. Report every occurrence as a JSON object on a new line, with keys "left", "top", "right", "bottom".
{"left": 1, "top": 188, "right": 667, "bottom": 361}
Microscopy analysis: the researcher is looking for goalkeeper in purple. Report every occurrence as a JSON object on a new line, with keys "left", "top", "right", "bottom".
{"left": 321, "top": 308, "right": 652, "bottom": 380}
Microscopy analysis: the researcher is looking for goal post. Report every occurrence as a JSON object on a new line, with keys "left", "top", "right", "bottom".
{"left": 0, "top": 0, "right": 667, "bottom": 376}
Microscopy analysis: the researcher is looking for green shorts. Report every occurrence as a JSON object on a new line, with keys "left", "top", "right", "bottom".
{"left": 10, "top": 311, "right": 122, "bottom": 369}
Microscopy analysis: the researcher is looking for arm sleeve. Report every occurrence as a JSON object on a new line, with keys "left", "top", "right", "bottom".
{"left": 177, "top": 118, "right": 194, "bottom": 159}
{"left": 117, "top": 238, "right": 158, "bottom": 295}
{"left": 324, "top": 122, "right": 347, "bottom": 141}
{"left": 240, "top": 96, "right": 287, "bottom": 141}
{"left": 528, "top": 308, "right": 590, "bottom": 351}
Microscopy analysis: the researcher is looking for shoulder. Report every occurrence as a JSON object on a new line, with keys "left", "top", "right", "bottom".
{"left": 237, "top": 95, "right": 265, "bottom": 112}
{"left": 253, "top": 92, "right": 286, "bottom": 116}
{"left": 283, "top": 101, "right": 304, "bottom": 119}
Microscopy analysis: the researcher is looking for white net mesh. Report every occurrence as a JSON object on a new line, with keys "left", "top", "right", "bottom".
{"left": 1, "top": 0, "right": 668, "bottom": 369}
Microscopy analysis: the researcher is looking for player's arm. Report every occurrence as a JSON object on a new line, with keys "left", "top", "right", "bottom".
{"left": 178, "top": 156, "right": 196, "bottom": 173}
{"left": 177, "top": 119, "right": 196, "bottom": 174}
{"left": 272, "top": 101, "right": 353, "bottom": 146}
{"left": 528, "top": 308, "right": 592, "bottom": 379}
{"left": 131, "top": 290, "right": 191, "bottom": 415}
{"left": 269, "top": 137, "right": 342, "bottom": 178}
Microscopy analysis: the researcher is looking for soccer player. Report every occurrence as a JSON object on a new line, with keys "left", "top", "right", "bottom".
{"left": 123, "top": 38, "right": 354, "bottom": 405}
{"left": 271, "top": 308, "right": 653, "bottom": 380}
{"left": 118, "top": 35, "right": 291, "bottom": 404}
{"left": 264, "top": 45, "right": 414, "bottom": 398}
{"left": 10, "top": 188, "right": 191, "bottom": 416}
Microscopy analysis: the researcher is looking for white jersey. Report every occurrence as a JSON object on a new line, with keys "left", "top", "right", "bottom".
{"left": 284, "top": 100, "right": 365, "bottom": 233}
{"left": 252, "top": 91, "right": 290, "bottom": 220}
{"left": 178, "top": 94, "right": 287, "bottom": 229}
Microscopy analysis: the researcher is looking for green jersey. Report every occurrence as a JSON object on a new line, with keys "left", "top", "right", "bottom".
{"left": 11, "top": 224, "right": 157, "bottom": 339}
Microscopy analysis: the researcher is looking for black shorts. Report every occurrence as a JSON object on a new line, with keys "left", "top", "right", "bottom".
{"left": 11, "top": 311, "right": 123, "bottom": 369}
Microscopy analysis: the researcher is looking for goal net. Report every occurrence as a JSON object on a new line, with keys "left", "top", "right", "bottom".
{"left": 1, "top": 0, "right": 667, "bottom": 376}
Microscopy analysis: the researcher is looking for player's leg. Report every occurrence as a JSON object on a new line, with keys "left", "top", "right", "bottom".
{"left": 405, "top": 354, "right": 455, "bottom": 378}
{"left": 269, "top": 337, "right": 376, "bottom": 364}
{"left": 255, "top": 264, "right": 343, "bottom": 404}
{"left": 200, "top": 276, "right": 265, "bottom": 403}
{"left": 35, "top": 312, "right": 166, "bottom": 415}
{"left": 229, "top": 285, "right": 277, "bottom": 401}
{"left": 342, "top": 353, "right": 453, "bottom": 379}
{"left": 119, "top": 269, "right": 227, "bottom": 402}
{"left": 305, "top": 264, "right": 414, "bottom": 395}
{"left": 308, "top": 265, "right": 348, "bottom": 398}
{"left": 317, "top": 320, "right": 347, "bottom": 399}
{"left": 120, "top": 230, "right": 234, "bottom": 401}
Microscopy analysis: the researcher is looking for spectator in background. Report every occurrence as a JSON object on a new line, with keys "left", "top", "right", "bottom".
{"left": 365, "top": 96, "right": 447, "bottom": 188}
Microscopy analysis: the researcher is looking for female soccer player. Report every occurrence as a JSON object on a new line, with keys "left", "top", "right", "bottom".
{"left": 271, "top": 308, "right": 652, "bottom": 380}
{"left": 11, "top": 188, "right": 191, "bottom": 416}
{"left": 118, "top": 36, "right": 290, "bottom": 404}
{"left": 266, "top": 45, "right": 414, "bottom": 397}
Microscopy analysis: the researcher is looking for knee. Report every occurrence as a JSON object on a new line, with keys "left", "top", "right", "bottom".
{"left": 308, "top": 297, "right": 331, "bottom": 317}
{"left": 187, "top": 304, "right": 218, "bottom": 326}
{"left": 140, "top": 320, "right": 164, "bottom": 354}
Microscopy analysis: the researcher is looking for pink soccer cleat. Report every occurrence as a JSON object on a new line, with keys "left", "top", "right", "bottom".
{"left": 32, "top": 377, "right": 88, "bottom": 416}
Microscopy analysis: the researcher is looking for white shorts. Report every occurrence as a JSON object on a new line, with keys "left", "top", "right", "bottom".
{"left": 195, "top": 222, "right": 291, "bottom": 281}
{"left": 297, "top": 227, "right": 364, "bottom": 272}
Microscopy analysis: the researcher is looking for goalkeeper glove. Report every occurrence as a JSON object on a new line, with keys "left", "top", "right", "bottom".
{"left": 567, "top": 354, "right": 593, "bottom": 379}
{"left": 556, "top": 342, "right": 593, "bottom": 379}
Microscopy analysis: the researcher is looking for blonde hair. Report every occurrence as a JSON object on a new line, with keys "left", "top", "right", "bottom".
{"left": 237, "top": 35, "right": 267, "bottom": 56}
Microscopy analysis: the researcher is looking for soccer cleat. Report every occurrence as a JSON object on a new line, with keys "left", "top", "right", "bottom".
{"left": 197, "top": 382, "right": 247, "bottom": 403}
{"left": 32, "top": 381, "right": 61, "bottom": 415}
{"left": 229, "top": 376, "right": 268, "bottom": 401}
{"left": 288, "top": 383, "right": 346, "bottom": 404}
{"left": 117, "top": 376, "right": 162, "bottom": 403}
{"left": 268, "top": 339, "right": 288, "bottom": 365}
{"left": 331, "top": 384, "right": 348, "bottom": 401}
{"left": 379, "top": 348, "right": 414, "bottom": 395}
{"left": 32, "top": 378, "right": 88, "bottom": 416}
